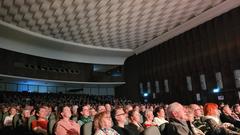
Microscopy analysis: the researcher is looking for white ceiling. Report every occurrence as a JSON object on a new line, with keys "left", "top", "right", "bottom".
{"left": 0, "top": 0, "right": 239, "bottom": 64}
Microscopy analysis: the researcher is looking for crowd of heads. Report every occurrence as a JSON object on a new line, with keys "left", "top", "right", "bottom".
{"left": 1, "top": 92, "right": 240, "bottom": 135}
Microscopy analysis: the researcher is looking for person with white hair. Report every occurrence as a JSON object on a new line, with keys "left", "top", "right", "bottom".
{"left": 166, "top": 102, "right": 194, "bottom": 135}
{"left": 70, "top": 105, "right": 78, "bottom": 122}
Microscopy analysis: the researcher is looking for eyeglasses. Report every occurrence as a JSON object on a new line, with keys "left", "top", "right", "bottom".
{"left": 194, "top": 108, "right": 201, "bottom": 111}
{"left": 116, "top": 113, "right": 126, "bottom": 116}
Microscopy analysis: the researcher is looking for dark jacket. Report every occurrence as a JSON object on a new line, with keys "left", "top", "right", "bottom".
{"left": 113, "top": 125, "right": 131, "bottom": 135}
{"left": 166, "top": 118, "right": 194, "bottom": 135}
{"left": 126, "top": 123, "right": 144, "bottom": 135}
{"left": 203, "top": 116, "right": 240, "bottom": 135}
{"left": 220, "top": 113, "right": 240, "bottom": 128}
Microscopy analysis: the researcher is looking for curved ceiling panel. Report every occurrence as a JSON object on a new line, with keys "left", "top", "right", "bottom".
{"left": 0, "top": 0, "right": 239, "bottom": 64}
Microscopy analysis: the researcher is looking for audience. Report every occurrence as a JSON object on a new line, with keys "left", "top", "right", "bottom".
{"left": 2, "top": 92, "right": 240, "bottom": 135}
{"left": 203, "top": 103, "right": 240, "bottom": 135}
{"left": 221, "top": 105, "right": 240, "bottom": 128}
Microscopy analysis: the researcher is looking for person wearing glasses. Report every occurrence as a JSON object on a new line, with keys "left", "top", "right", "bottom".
{"left": 190, "top": 104, "right": 209, "bottom": 134}
{"left": 112, "top": 107, "right": 130, "bottom": 135}
{"left": 126, "top": 110, "right": 144, "bottom": 135}
{"left": 94, "top": 111, "right": 119, "bottom": 135}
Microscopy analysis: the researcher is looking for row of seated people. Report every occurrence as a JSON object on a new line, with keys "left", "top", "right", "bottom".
{"left": 0, "top": 91, "right": 130, "bottom": 107}
{"left": 1, "top": 101, "right": 240, "bottom": 135}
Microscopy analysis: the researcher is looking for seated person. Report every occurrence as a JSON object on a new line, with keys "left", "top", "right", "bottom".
{"left": 78, "top": 104, "right": 92, "bottom": 126}
{"left": 31, "top": 106, "right": 48, "bottom": 135}
{"left": 70, "top": 105, "right": 78, "bottom": 122}
{"left": 97, "top": 105, "right": 106, "bottom": 113}
{"left": 94, "top": 111, "right": 119, "bottom": 135}
{"left": 185, "top": 106, "right": 205, "bottom": 135}
{"left": 190, "top": 104, "right": 209, "bottom": 134}
{"left": 203, "top": 103, "right": 239, "bottom": 135}
{"left": 143, "top": 109, "right": 157, "bottom": 128}
{"left": 112, "top": 107, "right": 130, "bottom": 135}
{"left": 166, "top": 102, "right": 194, "bottom": 135}
{"left": 126, "top": 110, "right": 144, "bottom": 135}
{"left": 3, "top": 106, "right": 17, "bottom": 127}
{"left": 16, "top": 109, "right": 31, "bottom": 129}
{"left": 233, "top": 104, "right": 240, "bottom": 119}
{"left": 55, "top": 105, "right": 80, "bottom": 135}
{"left": 220, "top": 105, "right": 240, "bottom": 128}
{"left": 153, "top": 106, "right": 168, "bottom": 126}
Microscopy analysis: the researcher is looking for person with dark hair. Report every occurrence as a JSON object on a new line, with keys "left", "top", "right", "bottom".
{"left": 220, "top": 105, "right": 240, "bottom": 128}
{"left": 112, "top": 107, "right": 130, "bottom": 135}
{"left": 105, "top": 103, "right": 112, "bottom": 113}
{"left": 16, "top": 109, "right": 30, "bottom": 129}
{"left": 126, "top": 110, "right": 144, "bottom": 135}
{"left": 153, "top": 106, "right": 168, "bottom": 126}
{"left": 3, "top": 106, "right": 17, "bottom": 127}
{"left": 31, "top": 106, "right": 48, "bottom": 135}
{"left": 233, "top": 104, "right": 240, "bottom": 118}
{"left": 55, "top": 105, "right": 80, "bottom": 135}
{"left": 78, "top": 104, "right": 92, "bottom": 126}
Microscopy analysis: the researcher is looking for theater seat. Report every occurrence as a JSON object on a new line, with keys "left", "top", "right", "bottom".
{"left": 2, "top": 112, "right": 9, "bottom": 124}
{"left": 48, "top": 118, "right": 57, "bottom": 135}
{"left": 28, "top": 115, "right": 36, "bottom": 130}
{"left": 144, "top": 126, "right": 160, "bottom": 135}
{"left": 158, "top": 123, "right": 169, "bottom": 135}
{"left": 82, "top": 122, "right": 93, "bottom": 135}
{"left": 12, "top": 114, "right": 20, "bottom": 128}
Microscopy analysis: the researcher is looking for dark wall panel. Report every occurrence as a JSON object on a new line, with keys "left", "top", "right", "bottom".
{"left": 123, "top": 7, "right": 240, "bottom": 104}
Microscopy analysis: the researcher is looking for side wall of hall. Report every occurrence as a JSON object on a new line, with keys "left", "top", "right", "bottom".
{"left": 118, "top": 7, "right": 240, "bottom": 104}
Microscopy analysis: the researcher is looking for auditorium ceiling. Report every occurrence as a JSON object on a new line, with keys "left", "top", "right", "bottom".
{"left": 0, "top": 0, "right": 239, "bottom": 64}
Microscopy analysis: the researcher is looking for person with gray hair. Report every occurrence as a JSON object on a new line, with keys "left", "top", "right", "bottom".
{"left": 166, "top": 102, "right": 194, "bottom": 135}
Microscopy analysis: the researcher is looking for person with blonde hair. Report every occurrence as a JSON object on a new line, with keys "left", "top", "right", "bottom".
{"left": 94, "top": 111, "right": 119, "bottom": 135}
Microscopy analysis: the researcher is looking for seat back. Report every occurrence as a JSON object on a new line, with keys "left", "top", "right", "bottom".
{"left": 144, "top": 126, "right": 161, "bottom": 135}
{"left": 158, "top": 123, "right": 169, "bottom": 135}
{"left": 12, "top": 114, "right": 20, "bottom": 128}
{"left": 82, "top": 122, "right": 93, "bottom": 135}
{"left": 28, "top": 115, "right": 36, "bottom": 130}
{"left": 48, "top": 118, "right": 57, "bottom": 135}
{"left": 2, "top": 112, "right": 9, "bottom": 123}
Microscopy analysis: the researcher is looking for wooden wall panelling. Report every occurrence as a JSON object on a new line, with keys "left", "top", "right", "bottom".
{"left": 206, "top": 21, "right": 220, "bottom": 72}
{"left": 231, "top": 8, "right": 240, "bottom": 68}
{"left": 221, "top": 13, "right": 236, "bottom": 90}
{"left": 222, "top": 12, "right": 238, "bottom": 70}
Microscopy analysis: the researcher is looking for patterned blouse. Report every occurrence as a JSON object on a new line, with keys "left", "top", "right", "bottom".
{"left": 95, "top": 128, "right": 120, "bottom": 135}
